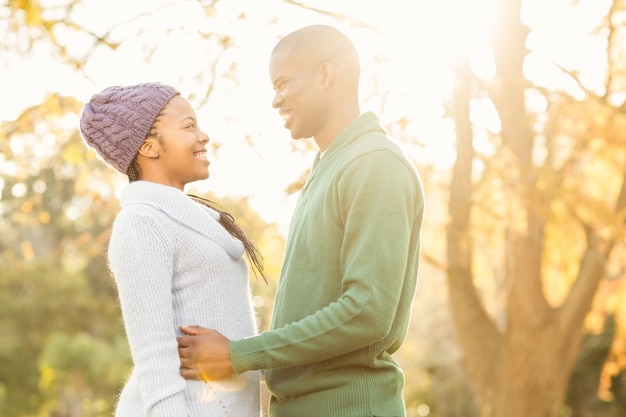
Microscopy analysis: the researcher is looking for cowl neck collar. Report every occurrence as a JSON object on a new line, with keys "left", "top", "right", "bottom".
{"left": 119, "top": 181, "right": 245, "bottom": 259}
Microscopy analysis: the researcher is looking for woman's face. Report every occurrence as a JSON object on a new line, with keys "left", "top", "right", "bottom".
{"left": 148, "top": 96, "right": 211, "bottom": 189}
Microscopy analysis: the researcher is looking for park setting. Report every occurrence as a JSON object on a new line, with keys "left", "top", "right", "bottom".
{"left": 1, "top": 0, "right": 626, "bottom": 416}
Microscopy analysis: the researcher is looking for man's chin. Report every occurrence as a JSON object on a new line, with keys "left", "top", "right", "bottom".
{"left": 288, "top": 129, "right": 309, "bottom": 140}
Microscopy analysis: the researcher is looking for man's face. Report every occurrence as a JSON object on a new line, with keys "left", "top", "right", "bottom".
{"left": 269, "top": 47, "right": 328, "bottom": 140}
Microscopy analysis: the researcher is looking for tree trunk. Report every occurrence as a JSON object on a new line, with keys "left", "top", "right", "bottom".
{"left": 445, "top": 0, "right": 621, "bottom": 416}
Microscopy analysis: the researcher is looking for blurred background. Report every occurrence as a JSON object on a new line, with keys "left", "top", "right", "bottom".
{"left": 1, "top": 0, "right": 626, "bottom": 416}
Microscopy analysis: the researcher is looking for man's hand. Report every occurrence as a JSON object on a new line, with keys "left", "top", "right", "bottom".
{"left": 177, "top": 325, "right": 235, "bottom": 381}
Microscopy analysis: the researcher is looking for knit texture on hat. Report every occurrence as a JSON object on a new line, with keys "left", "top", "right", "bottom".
{"left": 80, "top": 83, "right": 179, "bottom": 175}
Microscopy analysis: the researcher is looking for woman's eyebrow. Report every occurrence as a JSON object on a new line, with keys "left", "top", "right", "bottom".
{"left": 180, "top": 115, "right": 196, "bottom": 123}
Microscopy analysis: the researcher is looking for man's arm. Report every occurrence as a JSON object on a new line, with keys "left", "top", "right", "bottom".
{"left": 177, "top": 325, "right": 234, "bottom": 380}
{"left": 227, "top": 149, "right": 421, "bottom": 372}
{"left": 179, "top": 147, "right": 422, "bottom": 379}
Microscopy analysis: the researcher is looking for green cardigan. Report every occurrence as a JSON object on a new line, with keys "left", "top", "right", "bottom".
{"left": 231, "top": 112, "right": 424, "bottom": 417}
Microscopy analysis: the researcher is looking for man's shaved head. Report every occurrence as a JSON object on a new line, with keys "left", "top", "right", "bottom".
{"left": 272, "top": 25, "right": 360, "bottom": 84}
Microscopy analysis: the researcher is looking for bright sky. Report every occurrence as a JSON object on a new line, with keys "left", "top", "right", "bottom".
{"left": 0, "top": 0, "right": 611, "bottom": 227}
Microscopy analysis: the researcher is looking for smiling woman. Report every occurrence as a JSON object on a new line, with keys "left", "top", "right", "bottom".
{"left": 78, "top": 82, "right": 264, "bottom": 417}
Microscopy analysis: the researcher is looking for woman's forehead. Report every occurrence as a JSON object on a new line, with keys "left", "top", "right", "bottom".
{"left": 160, "top": 96, "right": 196, "bottom": 122}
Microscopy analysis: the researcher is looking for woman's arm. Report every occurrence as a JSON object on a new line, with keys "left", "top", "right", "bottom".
{"left": 109, "top": 209, "right": 188, "bottom": 415}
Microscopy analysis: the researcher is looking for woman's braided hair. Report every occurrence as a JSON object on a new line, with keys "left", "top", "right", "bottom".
{"left": 187, "top": 194, "right": 266, "bottom": 282}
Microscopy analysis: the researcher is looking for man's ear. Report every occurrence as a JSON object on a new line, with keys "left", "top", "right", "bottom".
{"left": 319, "top": 62, "right": 335, "bottom": 90}
{"left": 137, "top": 139, "right": 159, "bottom": 159}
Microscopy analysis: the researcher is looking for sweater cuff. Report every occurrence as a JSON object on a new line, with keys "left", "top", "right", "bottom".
{"left": 230, "top": 336, "right": 265, "bottom": 374}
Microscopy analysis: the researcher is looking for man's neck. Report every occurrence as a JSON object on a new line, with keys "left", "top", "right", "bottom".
{"left": 314, "top": 108, "right": 360, "bottom": 152}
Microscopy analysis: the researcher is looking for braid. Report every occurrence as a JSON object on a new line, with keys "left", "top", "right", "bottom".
{"left": 127, "top": 161, "right": 140, "bottom": 182}
{"left": 187, "top": 194, "right": 266, "bottom": 282}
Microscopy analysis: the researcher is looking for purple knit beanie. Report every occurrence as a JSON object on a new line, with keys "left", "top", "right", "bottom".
{"left": 80, "top": 82, "right": 179, "bottom": 175}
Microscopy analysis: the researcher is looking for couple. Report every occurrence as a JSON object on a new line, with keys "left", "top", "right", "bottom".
{"left": 80, "top": 25, "right": 425, "bottom": 417}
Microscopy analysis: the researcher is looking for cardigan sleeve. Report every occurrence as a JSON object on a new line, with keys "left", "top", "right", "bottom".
{"left": 108, "top": 208, "right": 189, "bottom": 416}
{"left": 230, "top": 148, "right": 422, "bottom": 371}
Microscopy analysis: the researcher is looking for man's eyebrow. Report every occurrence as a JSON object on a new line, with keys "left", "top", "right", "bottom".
{"left": 272, "top": 76, "right": 287, "bottom": 88}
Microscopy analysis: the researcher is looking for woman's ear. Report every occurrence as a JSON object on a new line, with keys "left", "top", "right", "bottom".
{"left": 137, "top": 139, "right": 159, "bottom": 159}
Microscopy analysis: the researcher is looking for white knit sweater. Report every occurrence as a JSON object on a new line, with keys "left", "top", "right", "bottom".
{"left": 107, "top": 181, "right": 260, "bottom": 417}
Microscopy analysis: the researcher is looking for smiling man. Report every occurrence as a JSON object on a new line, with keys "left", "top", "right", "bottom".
{"left": 178, "top": 25, "right": 425, "bottom": 417}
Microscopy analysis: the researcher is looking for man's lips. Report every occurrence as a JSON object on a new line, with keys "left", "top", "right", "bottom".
{"left": 279, "top": 109, "right": 292, "bottom": 125}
